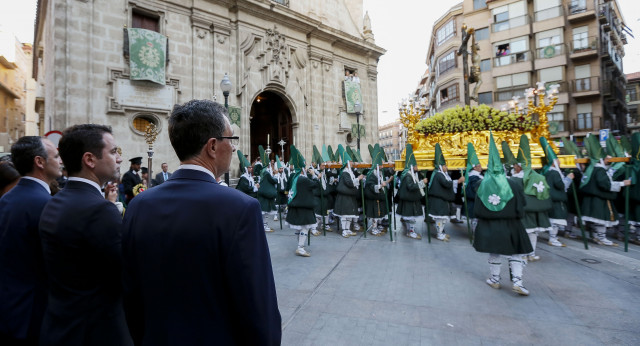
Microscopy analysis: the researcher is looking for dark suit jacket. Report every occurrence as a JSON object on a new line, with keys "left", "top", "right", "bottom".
{"left": 0, "top": 179, "right": 51, "bottom": 341}
{"left": 39, "top": 181, "right": 132, "bottom": 346}
{"left": 122, "top": 168, "right": 281, "bottom": 346}
{"left": 153, "top": 171, "right": 171, "bottom": 185}
{"left": 122, "top": 170, "right": 142, "bottom": 198}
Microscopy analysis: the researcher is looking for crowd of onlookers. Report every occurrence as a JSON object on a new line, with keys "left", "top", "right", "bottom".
{"left": 0, "top": 99, "right": 281, "bottom": 346}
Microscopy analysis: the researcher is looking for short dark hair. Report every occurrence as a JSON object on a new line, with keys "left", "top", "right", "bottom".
{"left": 11, "top": 136, "right": 47, "bottom": 176}
{"left": 0, "top": 161, "right": 20, "bottom": 191}
{"left": 59, "top": 124, "right": 112, "bottom": 176}
{"left": 168, "top": 100, "right": 228, "bottom": 161}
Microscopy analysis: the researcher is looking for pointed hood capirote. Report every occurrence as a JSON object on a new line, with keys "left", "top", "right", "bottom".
{"left": 465, "top": 142, "right": 481, "bottom": 178}
{"left": 501, "top": 141, "right": 517, "bottom": 167}
{"left": 237, "top": 150, "right": 251, "bottom": 173}
{"left": 476, "top": 131, "right": 514, "bottom": 211}
{"left": 561, "top": 137, "right": 583, "bottom": 158}
{"left": 434, "top": 143, "right": 446, "bottom": 168}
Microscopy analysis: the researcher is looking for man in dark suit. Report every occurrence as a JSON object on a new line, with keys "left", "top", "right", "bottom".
{"left": 0, "top": 137, "right": 62, "bottom": 345}
{"left": 154, "top": 162, "right": 171, "bottom": 185}
{"left": 38, "top": 124, "right": 132, "bottom": 345}
{"left": 122, "top": 99, "right": 281, "bottom": 345}
{"left": 122, "top": 156, "right": 142, "bottom": 203}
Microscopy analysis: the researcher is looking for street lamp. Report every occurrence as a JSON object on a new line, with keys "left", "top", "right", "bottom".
{"left": 354, "top": 101, "right": 363, "bottom": 151}
{"left": 220, "top": 72, "right": 232, "bottom": 108}
{"left": 220, "top": 72, "right": 232, "bottom": 185}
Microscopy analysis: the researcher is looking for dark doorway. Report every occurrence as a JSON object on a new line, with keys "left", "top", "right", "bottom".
{"left": 250, "top": 91, "right": 293, "bottom": 163}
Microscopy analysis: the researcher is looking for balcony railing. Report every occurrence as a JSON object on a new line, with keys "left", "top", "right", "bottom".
{"left": 628, "top": 93, "right": 639, "bottom": 102}
{"left": 571, "top": 77, "right": 599, "bottom": 93}
{"left": 439, "top": 96, "right": 461, "bottom": 109}
{"left": 568, "top": 0, "right": 588, "bottom": 15}
{"left": 491, "top": 15, "right": 529, "bottom": 33}
{"left": 574, "top": 115, "right": 603, "bottom": 131}
{"left": 571, "top": 36, "right": 598, "bottom": 53}
{"left": 536, "top": 43, "right": 565, "bottom": 59}
{"left": 493, "top": 50, "right": 532, "bottom": 67}
{"left": 547, "top": 119, "right": 569, "bottom": 134}
{"left": 494, "top": 87, "right": 529, "bottom": 102}
{"left": 535, "top": 5, "right": 563, "bottom": 22}
{"left": 270, "top": 0, "right": 289, "bottom": 7}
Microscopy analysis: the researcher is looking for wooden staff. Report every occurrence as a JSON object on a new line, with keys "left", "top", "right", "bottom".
{"left": 460, "top": 169, "right": 473, "bottom": 244}
{"left": 570, "top": 180, "right": 589, "bottom": 250}
{"left": 423, "top": 171, "right": 431, "bottom": 243}
{"left": 625, "top": 165, "right": 631, "bottom": 252}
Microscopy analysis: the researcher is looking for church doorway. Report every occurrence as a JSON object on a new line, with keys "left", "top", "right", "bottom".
{"left": 249, "top": 90, "right": 293, "bottom": 164}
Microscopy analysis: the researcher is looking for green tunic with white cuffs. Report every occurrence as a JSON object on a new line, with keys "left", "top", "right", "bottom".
{"left": 473, "top": 179, "right": 533, "bottom": 255}
{"left": 286, "top": 175, "right": 317, "bottom": 226}
{"left": 510, "top": 176, "right": 552, "bottom": 229}
{"left": 580, "top": 165, "right": 621, "bottom": 225}
{"left": 428, "top": 171, "right": 455, "bottom": 218}
{"left": 364, "top": 172, "right": 388, "bottom": 219}
{"left": 396, "top": 173, "right": 424, "bottom": 217}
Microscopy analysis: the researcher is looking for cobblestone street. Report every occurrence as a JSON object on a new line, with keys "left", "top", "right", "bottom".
{"left": 266, "top": 219, "right": 640, "bottom": 345}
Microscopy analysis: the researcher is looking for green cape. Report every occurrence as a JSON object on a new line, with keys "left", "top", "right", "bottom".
{"left": 476, "top": 132, "right": 514, "bottom": 211}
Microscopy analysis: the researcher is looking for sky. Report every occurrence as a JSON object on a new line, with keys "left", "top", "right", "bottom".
{"left": 2, "top": 0, "right": 639, "bottom": 126}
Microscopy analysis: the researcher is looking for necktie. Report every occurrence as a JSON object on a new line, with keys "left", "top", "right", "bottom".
{"left": 164, "top": 173, "right": 168, "bottom": 181}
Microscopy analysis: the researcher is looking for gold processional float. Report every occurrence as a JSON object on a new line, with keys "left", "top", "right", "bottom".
{"left": 394, "top": 82, "right": 577, "bottom": 172}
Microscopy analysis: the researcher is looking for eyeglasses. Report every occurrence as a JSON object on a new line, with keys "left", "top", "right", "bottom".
{"left": 217, "top": 136, "right": 239, "bottom": 146}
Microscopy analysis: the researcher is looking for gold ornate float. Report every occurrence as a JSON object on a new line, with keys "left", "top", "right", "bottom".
{"left": 395, "top": 84, "right": 575, "bottom": 171}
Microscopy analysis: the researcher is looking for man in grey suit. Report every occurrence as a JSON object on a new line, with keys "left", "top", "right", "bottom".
{"left": 154, "top": 162, "right": 171, "bottom": 185}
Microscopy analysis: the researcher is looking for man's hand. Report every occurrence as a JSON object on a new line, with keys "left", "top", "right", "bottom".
{"left": 567, "top": 172, "right": 575, "bottom": 180}
{"left": 423, "top": 178, "right": 428, "bottom": 184}
{"left": 623, "top": 179, "right": 632, "bottom": 186}
{"left": 458, "top": 176, "right": 465, "bottom": 183}
{"left": 358, "top": 174, "right": 365, "bottom": 180}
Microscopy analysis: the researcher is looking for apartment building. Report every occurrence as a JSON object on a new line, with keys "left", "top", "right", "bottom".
{"left": 420, "top": 0, "right": 630, "bottom": 143}
{"left": 627, "top": 71, "right": 640, "bottom": 133}
{"left": 0, "top": 33, "right": 33, "bottom": 152}
{"left": 378, "top": 120, "right": 406, "bottom": 161}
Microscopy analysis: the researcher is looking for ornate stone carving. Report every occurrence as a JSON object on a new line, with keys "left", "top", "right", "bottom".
{"left": 260, "top": 26, "right": 290, "bottom": 85}
{"left": 195, "top": 28, "right": 208, "bottom": 39}
{"left": 216, "top": 33, "right": 226, "bottom": 44}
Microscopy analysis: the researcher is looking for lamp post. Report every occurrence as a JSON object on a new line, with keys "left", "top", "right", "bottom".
{"left": 220, "top": 72, "right": 232, "bottom": 185}
{"left": 354, "top": 101, "right": 363, "bottom": 151}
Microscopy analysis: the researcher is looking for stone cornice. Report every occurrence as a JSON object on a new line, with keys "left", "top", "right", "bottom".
{"left": 222, "top": 0, "right": 385, "bottom": 58}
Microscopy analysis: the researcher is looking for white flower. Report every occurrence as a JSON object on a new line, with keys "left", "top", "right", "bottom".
{"left": 139, "top": 45, "right": 160, "bottom": 67}
{"left": 488, "top": 194, "right": 501, "bottom": 206}
{"left": 533, "top": 181, "right": 546, "bottom": 193}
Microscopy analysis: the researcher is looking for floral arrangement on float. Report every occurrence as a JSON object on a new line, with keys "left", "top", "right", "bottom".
{"left": 395, "top": 82, "right": 575, "bottom": 171}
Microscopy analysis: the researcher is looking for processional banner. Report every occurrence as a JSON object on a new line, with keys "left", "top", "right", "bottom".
{"left": 128, "top": 28, "right": 167, "bottom": 85}
{"left": 344, "top": 80, "right": 362, "bottom": 113}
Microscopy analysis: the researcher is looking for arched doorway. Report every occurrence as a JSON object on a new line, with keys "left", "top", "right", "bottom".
{"left": 250, "top": 91, "right": 293, "bottom": 164}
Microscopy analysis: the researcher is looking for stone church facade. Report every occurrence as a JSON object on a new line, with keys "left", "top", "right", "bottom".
{"left": 33, "top": 0, "right": 385, "bottom": 177}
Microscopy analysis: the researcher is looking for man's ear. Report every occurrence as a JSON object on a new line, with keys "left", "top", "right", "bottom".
{"left": 82, "top": 152, "right": 96, "bottom": 169}
{"left": 207, "top": 138, "right": 217, "bottom": 158}
{"left": 34, "top": 155, "right": 46, "bottom": 170}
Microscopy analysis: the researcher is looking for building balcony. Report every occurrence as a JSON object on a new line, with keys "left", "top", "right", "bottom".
{"left": 438, "top": 97, "right": 461, "bottom": 111}
{"left": 534, "top": 44, "right": 567, "bottom": 70}
{"left": 494, "top": 86, "right": 529, "bottom": 102}
{"left": 567, "top": 0, "right": 596, "bottom": 22}
{"left": 534, "top": 5, "right": 563, "bottom": 22}
{"left": 492, "top": 51, "right": 533, "bottom": 77}
{"left": 493, "top": 50, "right": 532, "bottom": 68}
{"left": 492, "top": 14, "right": 529, "bottom": 33}
{"left": 598, "top": 3, "right": 611, "bottom": 25}
{"left": 574, "top": 115, "right": 602, "bottom": 132}
{"left": 571, "top": 77, "right": 600, "bottom": 98}
{"left": 570, "top": 37, "right": 598, "bottom": 59}
{"left": 533, "top": 6, "right": 565, "bottom": 33}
